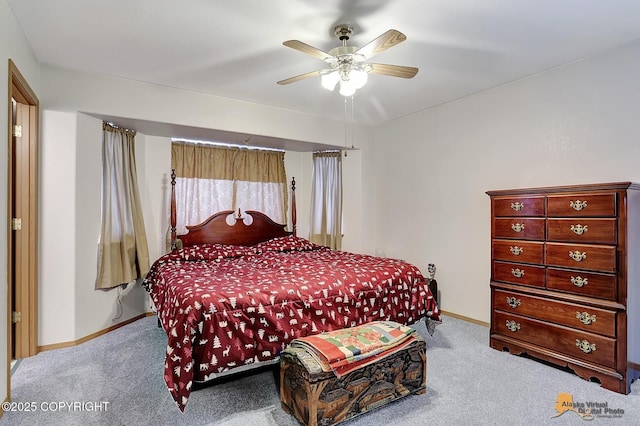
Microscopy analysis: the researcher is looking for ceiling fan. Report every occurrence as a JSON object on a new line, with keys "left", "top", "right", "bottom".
{"left": 277, "top": 24, "right": 418, "bottom": 97}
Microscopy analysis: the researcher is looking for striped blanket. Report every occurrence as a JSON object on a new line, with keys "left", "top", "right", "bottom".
{"left": 287, "top": 321, "right": 416, "bottom": 377}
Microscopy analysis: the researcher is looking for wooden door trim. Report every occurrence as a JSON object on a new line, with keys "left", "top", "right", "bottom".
{"left": 7, "top": 59, "right": 39, "bottom": 400}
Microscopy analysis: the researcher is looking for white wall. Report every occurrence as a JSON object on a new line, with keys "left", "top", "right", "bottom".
{"left": 40, "top": 65, "right": 362, "bottom": 149}
{"left": 39, "top": 112, "right": 149, "bottom": 345}
{"left": 39, "top": 111, "right": 77, "bottom": 343}
{"left": 1, "top": 0, "right": 41, "bottom": 404}
{"left": 367, "top": 39, "right": 640, "bottom": 322}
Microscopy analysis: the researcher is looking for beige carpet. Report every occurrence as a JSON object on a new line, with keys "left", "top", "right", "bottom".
{"left": 2, "top": 314, "right": 639, "bottom": 425}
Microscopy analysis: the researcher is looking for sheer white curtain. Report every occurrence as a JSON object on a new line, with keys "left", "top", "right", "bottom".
{"left": 173, "top": 178, "right": 233, "bottom": 234}
{"left": 96, "top": 123, "right": 150, "bottom": 289}
{"left": 171, "top": 142, "right": 287, "bottom": 236}
{"left": 309, "top": 151, "right": 343, "bottom": 249}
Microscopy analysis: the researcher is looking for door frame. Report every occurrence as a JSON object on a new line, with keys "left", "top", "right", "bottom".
{"left": 6, "top": 59, "right": 39, "bottom": 397}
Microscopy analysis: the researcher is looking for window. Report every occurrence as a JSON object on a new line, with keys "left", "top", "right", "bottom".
{"left": 309, "top": 151, "right": 342, "bottom": 249}
{"left": 171, "top": 141, "right": 288, "bottom": 235}
{"left": 96, "top": 123, "right": 150, "bottom": 289}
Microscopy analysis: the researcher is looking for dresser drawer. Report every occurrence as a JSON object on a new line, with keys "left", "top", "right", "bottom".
{"left": 494, "top": 218, "right": 545, "bottom": 240}
{"left": 493, "top": 311, "right": 616, "bottom": 368}
{"left": 493, "top": 261, "right": 544, "bottom": 287}
{"left": 547, "top": 193, "right": 616, "bottom": 217}
{"left": 493, "top": 240, "right": 544, "bottom": 264}
{"left": 493, "top": 289, "right": 616, "bottom": 337}
{"left": 493, "top": 196, "right": 545, "bottom": 217}
{"left": 545, "top": 243, "right": 616, "bottom": 272}
{"left": 546, "top": 268, "right": 617, "bottom": 300}
{"left": 547, "top": 218, "right": 616, "bottom": 244}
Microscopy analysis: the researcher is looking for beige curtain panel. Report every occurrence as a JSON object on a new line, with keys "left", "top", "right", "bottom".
{"left": 96, "top": 123, "right": 150, "bottom": 289}
{"left": 233, "top": 149, "right": 287, "bottom": 183}
{"left": 172, "top": 142, "right": 287, "bottom": 183}
{"left": 172, "top": 142, "right": 236, "bottom": 180}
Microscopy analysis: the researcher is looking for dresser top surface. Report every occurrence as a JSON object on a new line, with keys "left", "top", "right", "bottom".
{"left": 486, "top": 181, "right": 639, "bottom": 196}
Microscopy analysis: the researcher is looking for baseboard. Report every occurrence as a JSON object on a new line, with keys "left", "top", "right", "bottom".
{"left": 37, "top": 313, "right": 152, "bottom": 352}
{"left": 440, "top": 310, "right": 490, "bottom": 328}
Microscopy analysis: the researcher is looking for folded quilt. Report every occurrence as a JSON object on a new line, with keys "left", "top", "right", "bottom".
{"left": 288, "top": 320, "right": 416, "bottom": 376}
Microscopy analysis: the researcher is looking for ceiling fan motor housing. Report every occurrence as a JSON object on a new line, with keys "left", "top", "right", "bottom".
{"left": 334, "top": 24, "right": 354, "bottom": 41}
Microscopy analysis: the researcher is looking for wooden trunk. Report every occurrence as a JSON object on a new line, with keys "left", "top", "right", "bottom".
{"left": 280, "top": 335, "right": 426, "bottom": 426}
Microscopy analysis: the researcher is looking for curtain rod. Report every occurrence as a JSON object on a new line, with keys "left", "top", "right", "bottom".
{"left": 313, "top": 150, "right": 342, "bottom": 157}
{"left": 103, "top": 121, "right": 137, "bottom": 135}
{"left": 171, "top": 138, "right": 284, "bottom": 152}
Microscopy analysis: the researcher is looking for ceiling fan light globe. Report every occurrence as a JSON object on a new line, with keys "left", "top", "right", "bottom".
{"left": 321, "top": 72, "right": 340, "bottom": 91}
{"left": 349, "top": 68, "right": 368, "bottom": 89}
{"left": 339, "top": 80, "right": 357, "bottom": 97}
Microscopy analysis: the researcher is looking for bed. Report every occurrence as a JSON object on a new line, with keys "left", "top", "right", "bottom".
{"left": 142, "top": 172, "right": 441, "bottom": 411}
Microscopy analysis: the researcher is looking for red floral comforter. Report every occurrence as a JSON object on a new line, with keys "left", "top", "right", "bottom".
{"left": 142, "top": 236, "right": 440, "bottom": 411}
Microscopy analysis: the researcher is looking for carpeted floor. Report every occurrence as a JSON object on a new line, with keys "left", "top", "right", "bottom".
{"left": 1, "top": 314, "right": 638, "bottom": 425}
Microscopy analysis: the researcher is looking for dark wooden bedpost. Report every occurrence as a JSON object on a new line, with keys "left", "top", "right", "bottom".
{"left": 170, "top": 169, "right": 177, "bottom": 251}
{"left": 291, "top": 177, "right": 297, "bottom": 236}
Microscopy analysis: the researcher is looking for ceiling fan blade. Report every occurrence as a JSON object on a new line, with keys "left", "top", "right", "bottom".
{"left": 283, "top": 40, "right": 332, "bottom": 61}
{"left": 356, "top": 29, "right": 407, "bottom": 59}
{"left": 369, "top": 63, "right": 419, "bottom": 79}
{"left": 277, "top": 70, "right": 324, "bottom": 85}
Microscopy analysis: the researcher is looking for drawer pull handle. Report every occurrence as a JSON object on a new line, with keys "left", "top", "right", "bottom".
{"left": 576, "top": 311, "right": 597, "bottom": 325}
{"left": 511, "top": 268, "right": 525, "bottom": 278}
{"left": 569, "top": 251, "right": 587, "bottom": 262}
{"left": 511, "top": 202, "right": 524, "bottom": 212}
{"left": 505, "top": 320, "right": 520, "bottom": 332}
{"left": 506, "top": 297, "right": 521, "bottom": 308}
{"left": 511, "top": 223, "right": 525, "bottom": 232}
{"left": 570, "top": 200, "right": 588, "bottom": 211}
{"left": 576, "top": 339, "right": 596, "bottom": 354}
{"left": 510, "top": 246, "right": 523, "bottom": 256}
{"left": 571, "top": 276, "right": 588, "bottom": 287}
{"left": 570, "top": 224, "right": 588, "bottom": 235}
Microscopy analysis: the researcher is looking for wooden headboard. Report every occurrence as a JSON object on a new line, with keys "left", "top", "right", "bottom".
{"left": 169, "top": 170, "right": 297, "bottom": 249}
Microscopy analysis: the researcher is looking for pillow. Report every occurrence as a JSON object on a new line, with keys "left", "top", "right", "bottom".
{"left": 143, "top": 243, "right": 251, "bottom": 291}
{"left": 252, "top": 235, "right": 321, "bottom": 253}
{"left": 172, "top": 243, "right": 253, "bottom": 261}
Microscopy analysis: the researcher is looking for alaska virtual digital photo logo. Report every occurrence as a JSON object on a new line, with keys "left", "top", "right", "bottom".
{"left": 551, "top": 392, "right": 625, "bottom": 420}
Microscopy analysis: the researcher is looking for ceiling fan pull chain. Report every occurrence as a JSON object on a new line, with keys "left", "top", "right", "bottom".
{"left": 351, "top": 95, "right": 355, "bottom": 149}
{"left": 344, "top": 96, "right": 348, "bottom": 153}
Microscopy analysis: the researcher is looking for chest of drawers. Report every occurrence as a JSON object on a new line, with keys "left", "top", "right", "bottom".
{"left": 487, "top": 182, "right": 640, "bottom": 394}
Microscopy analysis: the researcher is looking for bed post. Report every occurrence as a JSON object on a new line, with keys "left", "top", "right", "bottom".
{"left": 170, "top": 169, "right": 177, "bottom": 251}
{"left": 291, "top": 177, "right": 297, "bottom": 236}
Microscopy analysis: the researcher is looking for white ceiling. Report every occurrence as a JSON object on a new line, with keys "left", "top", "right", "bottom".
{"left": 8, "top": 0, "right": 640, "bottom": 133}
